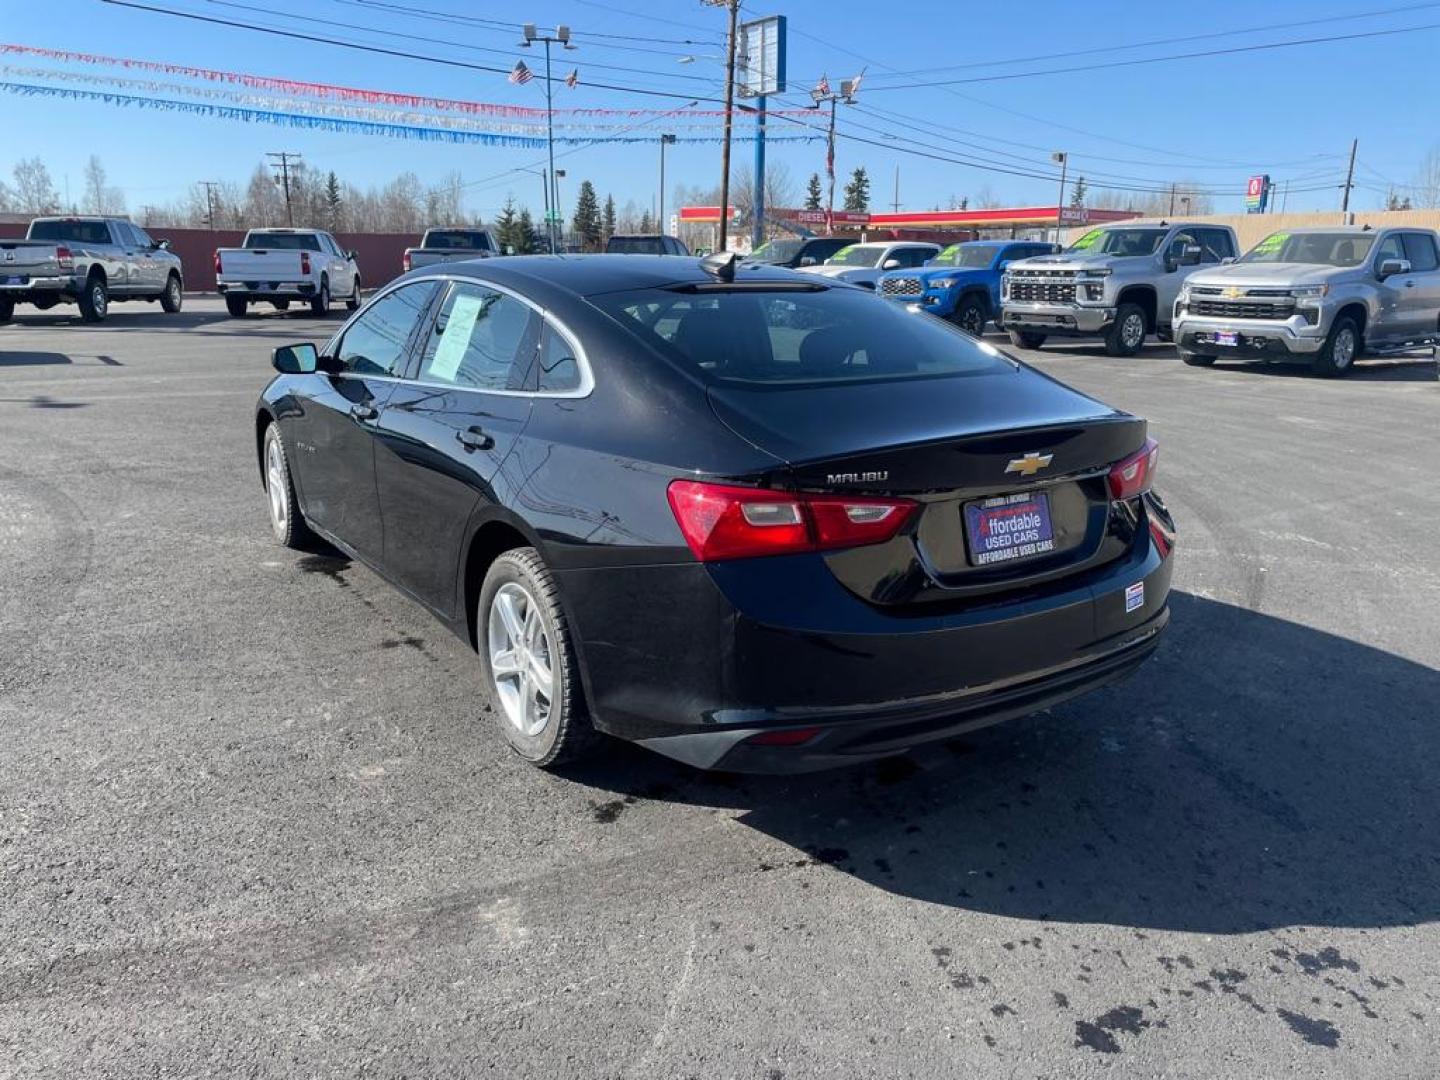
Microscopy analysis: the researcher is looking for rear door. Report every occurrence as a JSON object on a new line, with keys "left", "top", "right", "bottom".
{"left": 100, "top": 221, "right": 137, "bottom": 293}
{"left": 289, "top": 280, "right": 440, "bottom": 560}
{"left": 1400, "top": 232, "right": 1440, "bottom": 340}
{"left": 373, "top": 281, "right": 539, "bottom": 615}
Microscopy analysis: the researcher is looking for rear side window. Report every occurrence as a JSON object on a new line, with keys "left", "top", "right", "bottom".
{"left": 29, "top": 220, "right": 113, "bottom": 244}
{"left": 536, "top": 323, "right": 582, "bottom": 393}
{"left": 592, "top": 286, "right": 1012, "bottom": 387}
{"left": 418, "top": 283, "right": 540, "bottom": 391}
{"left": 1402, "top": 233, "right": 1439, "bottom": 272}
{"left": 336, "top": 281, "right": 438, "bottom": 376}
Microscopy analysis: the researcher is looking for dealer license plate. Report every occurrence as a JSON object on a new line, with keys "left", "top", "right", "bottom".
{"left": 1215, "top": 330, "right": 1239, "bottom": 347}
{"left": 964, "top": 491, "right": 1056, "bottom": 567}
{"left": 3, "top": 276, "right": 26, "bottom": 286}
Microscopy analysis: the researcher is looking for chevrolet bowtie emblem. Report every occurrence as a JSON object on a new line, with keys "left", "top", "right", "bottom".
{"left": 1005, "top": 452, "right": 1054, "bottom": 477}
{"left": 1222, "top": 286, "right": 1244, "bottom": 299}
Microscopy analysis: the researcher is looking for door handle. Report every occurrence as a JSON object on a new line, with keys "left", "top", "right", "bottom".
{"left": 350, "top": 403, "right": 379, "bottom": 422}
{"left": 456, "top": 425, "right": 494, "bottom": 451}
{"left": 1404, "top": 281, "right": 1416, "bottom": 288}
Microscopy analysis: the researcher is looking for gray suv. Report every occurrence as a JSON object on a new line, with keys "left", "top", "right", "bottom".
{"left": 1173, "top": 226, "right": 1440, "bottom": 377}
{"left": 1000, "top": 222, "right": 1239, "bottom": 356}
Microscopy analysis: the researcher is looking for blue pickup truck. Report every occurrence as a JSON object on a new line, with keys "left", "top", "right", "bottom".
{"left": 878, "top": 239, "right": 1058, "bottom": 334}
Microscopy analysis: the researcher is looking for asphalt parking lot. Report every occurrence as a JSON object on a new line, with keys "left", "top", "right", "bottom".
{"left": 2, "top": 297, "right": 1437, "bottom": 1079}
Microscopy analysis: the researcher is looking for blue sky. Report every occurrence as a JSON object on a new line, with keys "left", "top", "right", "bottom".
{"left": 4, "top": 0, "right": 1439, "bottom": 221}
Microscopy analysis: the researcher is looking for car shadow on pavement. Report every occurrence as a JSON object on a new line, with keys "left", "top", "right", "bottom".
{"left": 562, "top": 591, "right": 1440, "bottom": 934}
{"left": 1208, "top": 357, "right": 1438, "bottom": 383}
{"left": 0, "top": 351, "right": 73, "bottom": 367}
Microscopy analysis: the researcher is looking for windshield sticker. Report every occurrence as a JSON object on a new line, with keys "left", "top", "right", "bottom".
{"left": 1251, "top": 232, "right": 1289, "bottom": 256}
{"left": 938, "top": 243, "right": 963, "bottom": 261}
{"left": 830, "top": 244, "right": 857, "bottom": 260}
{"left": 428, "top": 292, "right": 485, "bottom": 382}
{"left": 1069, "top": 229, "right": 1103, "bottom": 250}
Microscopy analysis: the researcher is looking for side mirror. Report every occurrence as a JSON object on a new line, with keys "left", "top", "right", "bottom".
{"left": 1179, "top": 243, "right": 1203, "bottom": 266}
{"left": 156, "top": 239, "right": 172, "bottom": 251}
{"left": 1378, "top": 258, "right": 1411, "bottom": 279}
{"left": 881, "top": 258, "right": 901, "bottom": 270}
{"left": 347, "top": 250, "right": 359, "bottom": 261}
{"left": 996, "top": 260, "right": 1010, "bottom": 271}
{"left": 799, "top": 256, "right": 817, "bottom": 266}
{"left": 272, "top": 342, "right": 319, "bottom": 375}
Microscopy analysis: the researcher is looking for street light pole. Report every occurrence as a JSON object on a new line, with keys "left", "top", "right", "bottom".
{"left": 659, "top": 133, "right": 676, "bottom": 236}
{"left": 811, "top": 80, "right": 860, "bottom": 234}
{"left": 521, "top": 23, "right": 575, "bottom": 252}
{"left": 1052, "top": 151, "right": 1068, "bottom": 243}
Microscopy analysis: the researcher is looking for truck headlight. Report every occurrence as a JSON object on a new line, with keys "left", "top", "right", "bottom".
{"left": 1290, "top": 284, "right": 1328, "bottom": 299}
{"left": 1001, "top": 277, "right": 1011, "bottom": 299}
{"left": 928, "top": 277, "right": 958, "bottom": 289}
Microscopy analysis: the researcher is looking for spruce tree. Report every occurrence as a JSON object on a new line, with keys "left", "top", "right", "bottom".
{"left": 494, "top": 197, "right": 519, "bottom": 253}
{"left": 516, "top": 208, "right": 538, "bottom": 254}
{"left": 842, "top": 167, "right": 870, "bottom": 213}
{"left": 805, "top": 172, "right": 823, "bottom": 211}
{"left": 602, "top": 194, "right": 617, "bottom": 242}
{"left": 572, "top": 180, "right": 603, "bottom": 251}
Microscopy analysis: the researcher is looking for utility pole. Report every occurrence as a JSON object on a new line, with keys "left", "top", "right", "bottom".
{"left": 199, "top": 180, "right": 220, "bottom": 229}
{"left": 1168, "top": 181, "right": 1176, "bottom": 218}
{"left": 659, "top": 133, "right": 676, "bottom": 237}
{"left": 706, "top": 0, "right": 740, "bottom": 252}
{"left": 891, "top": 165, "right": 900, "bottom": 213}
{"left": 1340, "top": 137, "right": 1358, "bottom": 216}
{"left": 521, "top": 23, "right": 575, "bottom": 252}
{"left": 1053, "top": 152, "right": 1068, "bottom": 243}
{"left": 811, "top": 76, "right": 860, "bottom": 233}
{"left": 266, "top": 152, "right": 301, "bottom": 227}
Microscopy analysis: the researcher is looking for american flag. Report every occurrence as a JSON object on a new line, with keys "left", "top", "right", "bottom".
{"left": 815, "top": 73, "right": 830, "bottom": 97}
{"left": 565, "top": 68, "right": 579, "bottom": 89}
{"left": 509, "top": 60, "right": 533, "bottom": 85}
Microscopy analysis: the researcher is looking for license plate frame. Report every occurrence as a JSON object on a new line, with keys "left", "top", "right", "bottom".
{"left": 963, "top": 491, "right": 1057, "bottom": 567}
{"left": 1214, "top": 330, "right": 1239, "bottom": 347}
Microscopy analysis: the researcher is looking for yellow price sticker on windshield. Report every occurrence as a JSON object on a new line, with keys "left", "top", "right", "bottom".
{"left": 1070, "top": 229, "right": 1103, "bottom": 250}
{"left": 1252, "top": 232, "right": 1289, "bottom": 256}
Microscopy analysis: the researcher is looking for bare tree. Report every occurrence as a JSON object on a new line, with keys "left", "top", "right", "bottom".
{"left": 972, "top": 185, "right": 1002, "bottom": 210}
{"left": 82, "top": 155, "right": 126, "bottom": 215}
{"left": 0, "top": 178, "right": 15, "bottom": 213}
{"left": 13, "top": 157, "right": 59, "bottom": 214}
{"left": 1411, "top": 146, "right": 1440, "bottom": 209}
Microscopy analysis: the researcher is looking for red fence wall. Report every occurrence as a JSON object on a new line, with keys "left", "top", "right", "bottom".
{"left": 0, "top": 223, "right": 413, "bottom": 292}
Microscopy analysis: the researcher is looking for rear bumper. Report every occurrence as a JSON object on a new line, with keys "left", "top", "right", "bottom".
{"left": 0, "top": 276, "right": 74, "bottom": 295}
{"left": 217, "top": 281, "right": 318, "bottom": 299}
{"left": 1001, "top": 301, "right": 1114, "bottom": 336}
{"left": 557, "top": 503, "right": 1174, "bottom": 773}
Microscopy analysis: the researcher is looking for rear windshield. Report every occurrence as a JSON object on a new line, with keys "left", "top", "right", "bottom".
{"left": 607, "top": 236, "right": 666, "bottom": 254}
{"left": 1241, "top": 231, "right": 1375, "bottom": 267}
{"left": 424, "top": 230, "right": 492, "bottom": 250}
{"left": 590, "top": 286, "right": 1013, "bottom": 387}
{"left": 28, "top": 220, "right": 112, "bottom": 244}
{"left": 931, "top": 244, "right": 997, "bottom": 269}
{"left": 245, "top": 233, "right": 320, "bottom": 250}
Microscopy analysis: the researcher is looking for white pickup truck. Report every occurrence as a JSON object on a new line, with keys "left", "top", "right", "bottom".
{"left": 215, "top": 228, "right": 361, "bottom": 317}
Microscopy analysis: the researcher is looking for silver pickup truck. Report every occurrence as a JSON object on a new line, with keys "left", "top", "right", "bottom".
{"left": 0, "top": 216, "right": 185, "bottom": 323}
{"left": 1000, "top": 221, "right": 1239, "bottom": 356}
{"left": 1174, "top": 225, "right": 1440, "bottom": 377}
{"left": 402, "top": 228, "right": 498, "bottom": 272}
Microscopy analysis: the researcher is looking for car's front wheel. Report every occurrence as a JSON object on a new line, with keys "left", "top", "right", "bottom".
{"left": 1180, "top": 350, "right": 1216, "bottom": 367}
{"left": 1008, "top": 330, "right": 1046, "bottom": 349}
{"left": 951, "top": 295, "right": 988, "bottom": 336}
{"left": 160, "top": 274, "right": 183, "bottom": 313}
{"left": 479, "top": 548, "right": 597, "bottom": 768}
{"left": 1105, "top": 302, "right": 1148, "bottom": 357}
{"left": 262, "top": 424, "right": 313, "bottom": 549}
{"left": 1313, "top": 315, "right": 1359, "bottom": 378}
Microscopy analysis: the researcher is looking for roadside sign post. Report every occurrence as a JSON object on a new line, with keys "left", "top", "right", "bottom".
{"left": 738, "top": 15, "right": 786, "bottom": 249}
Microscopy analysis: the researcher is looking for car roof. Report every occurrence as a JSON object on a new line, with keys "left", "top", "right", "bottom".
{"left": 400, "top": 253, "right": 809, "bottom": 296}
{"left": 1267, "top": 225, "right": 1401, "bottom": 235}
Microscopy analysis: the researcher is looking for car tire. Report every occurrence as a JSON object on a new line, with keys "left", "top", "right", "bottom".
{"left": 1312, "top": 315, "right": 1359, "bottom": 378}
{"left": 0, "top": 297, "right": 13, "bottom": 324}
{"left": 1179, "top": 350, "right": 1217, "bottom": 367}
{"left": 225, "top": 294, "right": 248, "bottom": 318}
{"left": 1105, "top": 302, "right": 1148, "bottom": 357}
{"left": 77, "top": 276, "right": 108, "bottom": 323}
{"left": 310, "top": 275, "right": 329, "bottom": 316}
{"left": 478, "top": 547, "right": 598, "bottom": 769}
{"left": 1008, "top": 330, "right": 1046, "bottom": 349}
{"left": 346, "top": 278, "right": 362, "bottom": 311}
{"left": 951, "top": 295, "right": 988, "bottom": 337}
{"left": 262, "top": 423, "right": 314, "bottom": 549}
{"left": 160, "top": 274, "right": 183, "bottom": 313}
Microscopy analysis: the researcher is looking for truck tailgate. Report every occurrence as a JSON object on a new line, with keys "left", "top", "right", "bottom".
{"left": 217, "top": 249, "right": 306, "bottom": 280}
{"left": 0, "top": 241, "right": 63, "bottom": 282}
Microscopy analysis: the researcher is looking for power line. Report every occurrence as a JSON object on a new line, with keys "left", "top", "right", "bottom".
{"left": 858, "top": 21, "right": 1440, "bottom": 90}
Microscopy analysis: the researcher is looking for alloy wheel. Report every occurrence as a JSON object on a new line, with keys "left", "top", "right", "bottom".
{"left": 92, "top": 284, "right": 107, "bottom": 318}
{"left": 959, "top": 306, "right": 984, "bottom": 335}
{"left": 1333, "top": 327, "right": 1356, "bottom": 369}
{"left": 265, "top": 437, "right": 287, "bottom": 532}
{"left": 487, "top": 582, "right": 555, "bottom": 737}
{"left": 1122, "top": 313, "right": 1145, "bottom": 349}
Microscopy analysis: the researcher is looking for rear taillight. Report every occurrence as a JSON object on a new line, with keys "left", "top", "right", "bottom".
{"left": 56, "top": 245, "right": 73, "bottom": 271}
{"left": 1107, "top": 438, "right": 1158, "bottom": 501}
{"left": 213, "top": 248, "right": 222, "bottom": 275}
{"left": 667, "top": 480, "right": 916, "bottom": 561}
{"left": 300, "top": 251, "right": 311, "bottom": 275}
{"left": 402, "top": 251, "right": 412, "bottom": 272}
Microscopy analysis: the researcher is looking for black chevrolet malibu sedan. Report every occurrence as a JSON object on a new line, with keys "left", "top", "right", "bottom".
{"left": 255, "top": 254, "right": 1174, "bottom": 773}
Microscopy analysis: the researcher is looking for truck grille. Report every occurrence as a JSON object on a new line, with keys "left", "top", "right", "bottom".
{"left": 880, "top": 277, "right": 922, "bottom": 298}
{"left": 1191, "top": 299, "right": 1295, "bottom": 320}
{"left": 1008, "top": 279, "right": 1077, "bottom": 304}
